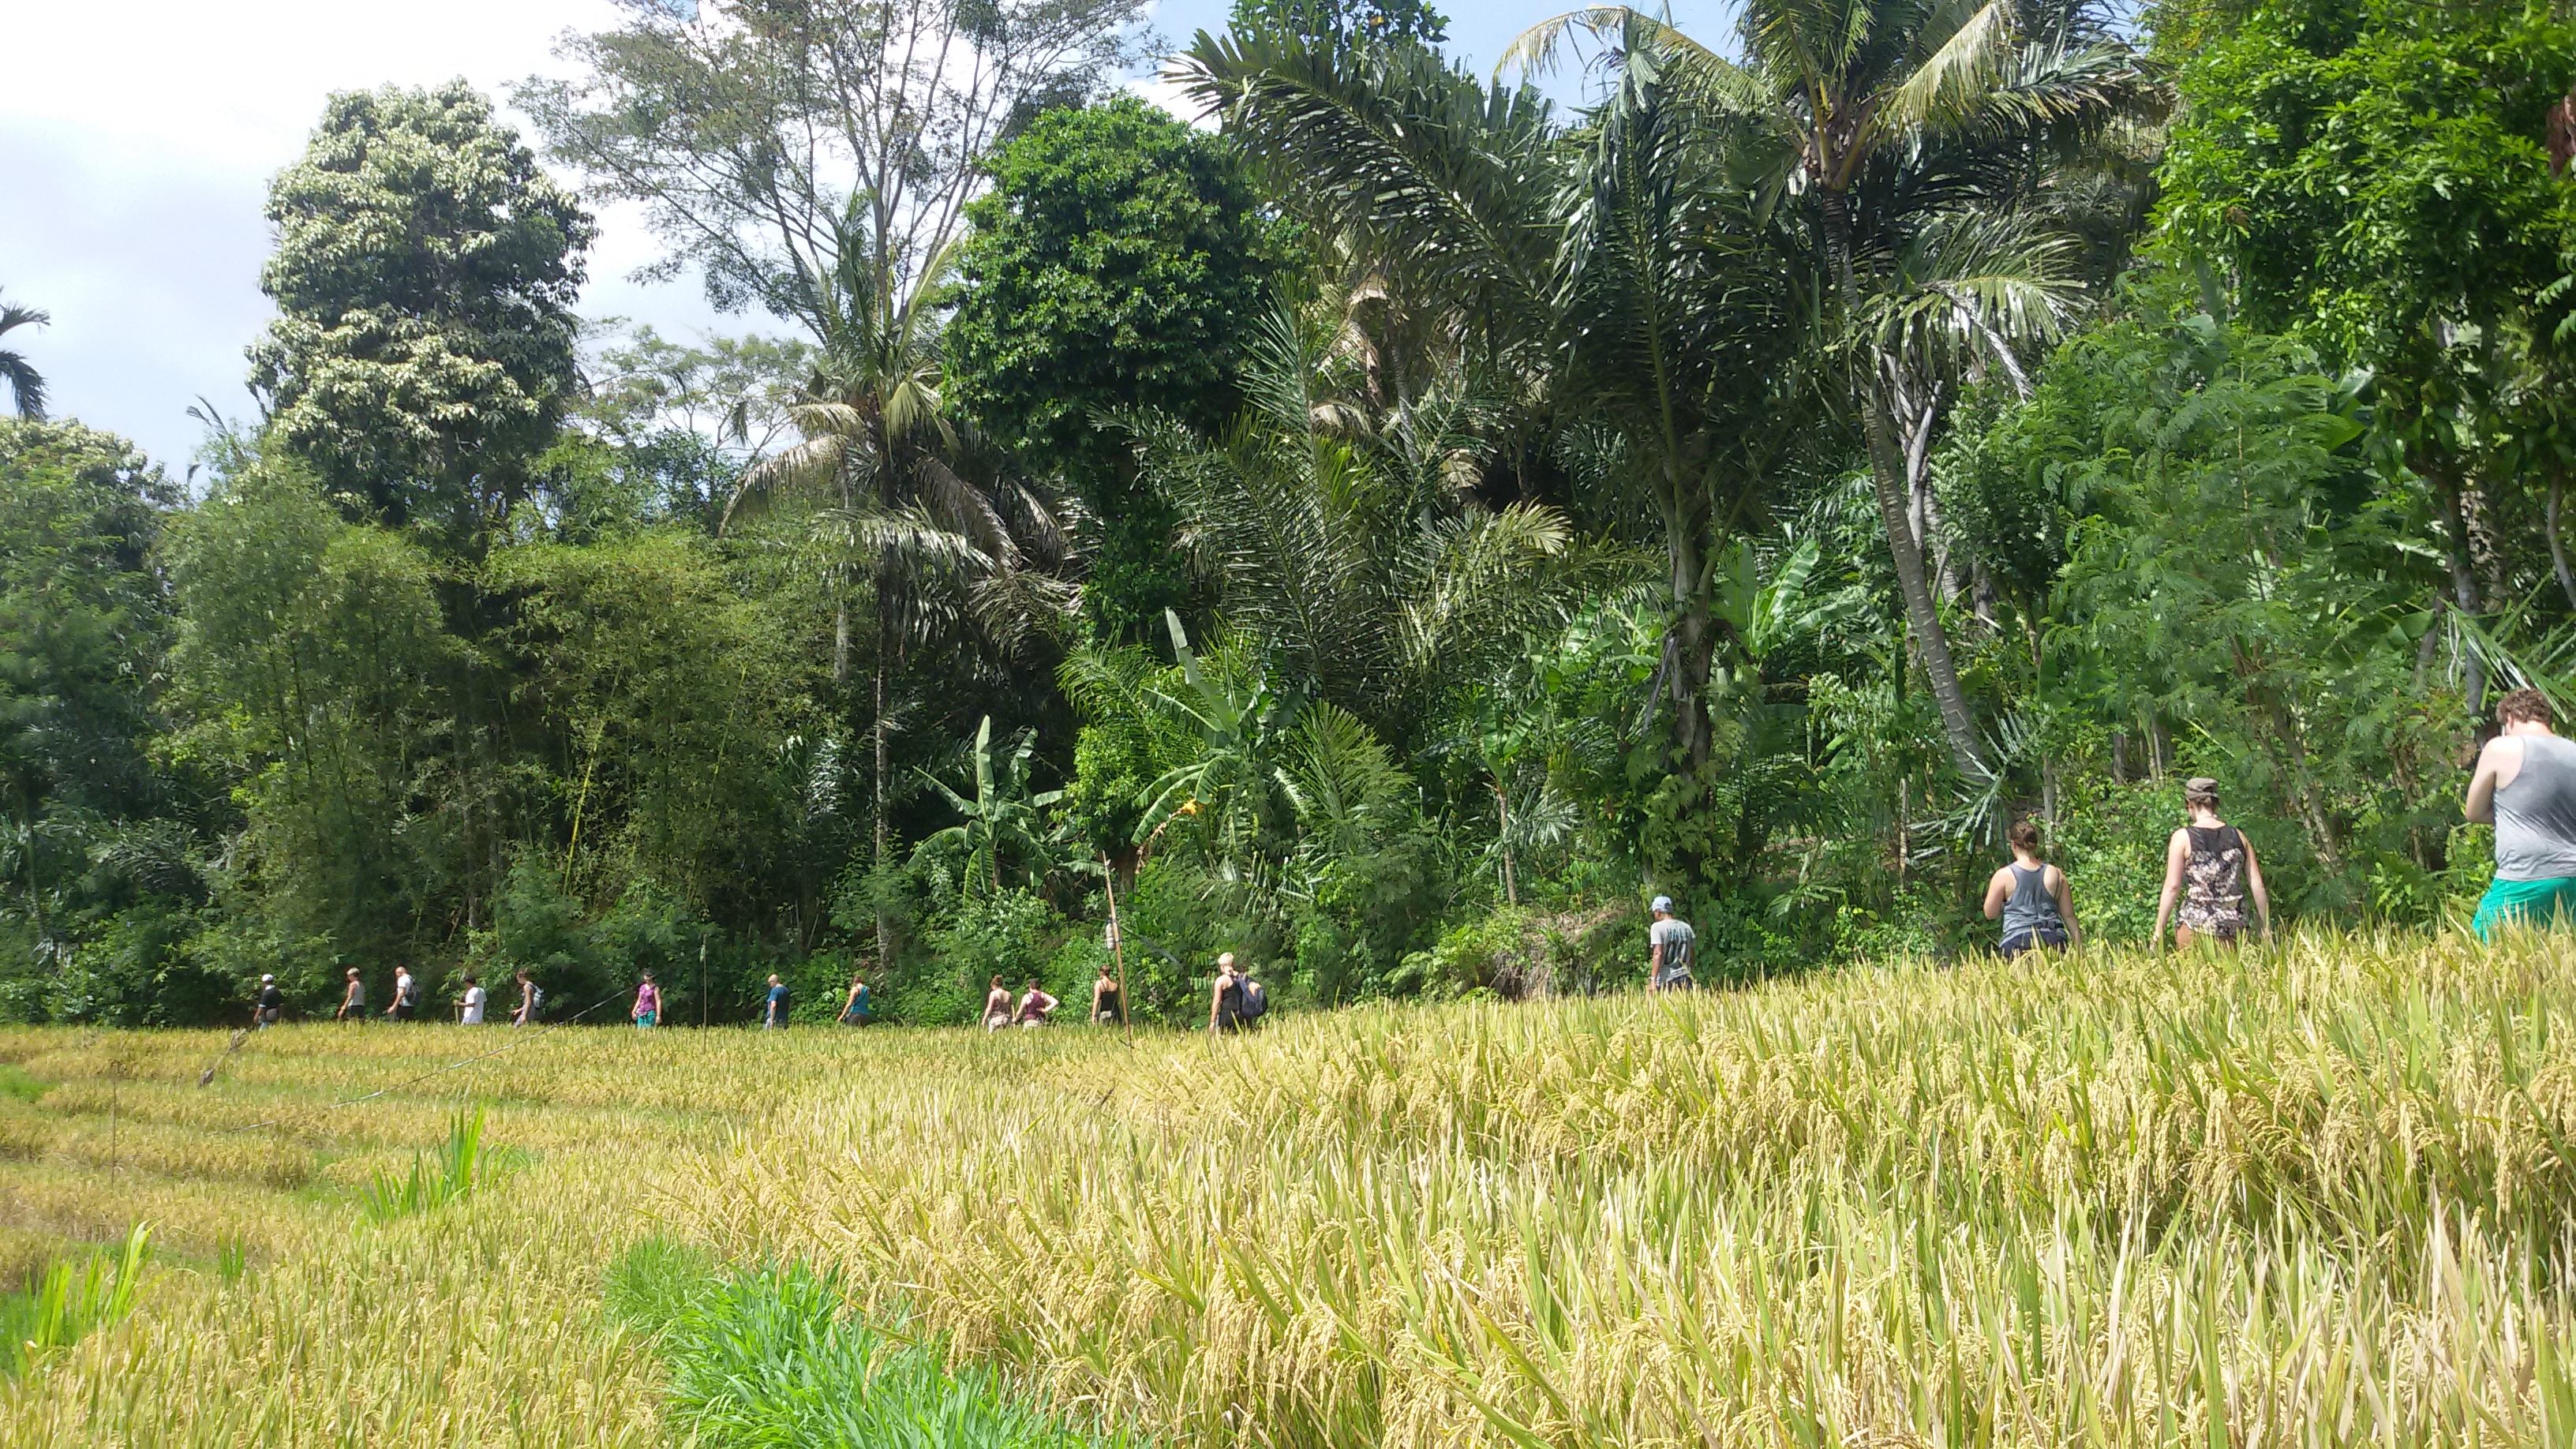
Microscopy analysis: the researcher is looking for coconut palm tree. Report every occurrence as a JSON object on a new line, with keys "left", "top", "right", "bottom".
{"left": 1178, "top": 26, "right": 1811, "bottom": 779}
{"left": 1507, "top": 0, "right": 2144, "bottom": 781}
{"left": 0, "top": 297, "right": 49, "bottom": 420}
{"left": 727, "top": 211, "right": 1061, "bottom": 957}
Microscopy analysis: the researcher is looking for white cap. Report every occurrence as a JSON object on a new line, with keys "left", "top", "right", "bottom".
{"left": 1650, "top": 896, "right": 1673, "bottom": 915}
{"left": 260, "top": 974, "right": 275, "bottom": 983}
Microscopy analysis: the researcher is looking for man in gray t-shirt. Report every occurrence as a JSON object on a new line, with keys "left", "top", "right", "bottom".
{"left": 2466, "top": 687, "right": 2576, "bottom": 939}
{"left": 1647, "top": 896, "right": 1697, "bottom": 990}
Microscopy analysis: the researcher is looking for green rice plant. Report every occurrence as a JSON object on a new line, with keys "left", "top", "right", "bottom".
{"left": 0, "top": 1064, "right": 45, "bottom": 1104}
{"left": 358, "top": 1107, "right": 500, "bottom": 1222}
{"left": 0, "top": 1223, "right": 150, "bottom": 1377}
{"left": 605, "top": 1243, "right": 1150, "bottom": 1449}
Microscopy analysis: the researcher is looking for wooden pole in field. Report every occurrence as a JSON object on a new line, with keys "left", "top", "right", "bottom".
{"left": 1101, "top": 856, "right": 1133, "bottom": 1043}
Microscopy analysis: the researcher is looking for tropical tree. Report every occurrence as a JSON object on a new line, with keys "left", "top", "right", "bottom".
{"left": 1509, "top": 1, "right": 2144, "bottom": 781}
{"left": 0, "top": 298, "right": 47, "bottom": 420}
{"left": 1178, "top": 26, "right": 1804, "bottom": 793}
{"left": 729, "top": 222, "right": 1064, "bottom": 957}
{"left": 249, "top": 81, "right": 594, "bottom": 545}
{"left": 915, "top": 716, "right": 1062, "bottom": 895}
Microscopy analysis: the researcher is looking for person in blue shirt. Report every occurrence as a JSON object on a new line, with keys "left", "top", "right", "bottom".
{"left": 838, "top": 972, "right": 870, "bottom": 1026}
{"left": 762, "top": 974, "right": 790, "bottom": 1030}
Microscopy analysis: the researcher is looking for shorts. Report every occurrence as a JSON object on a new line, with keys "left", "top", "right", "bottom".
{"left": 2001, "top": 926, "right": 2069, "bottom": 957}
{"left": 2472, "top": 876, "right": 2576, "bottom": 942}
{"left": 256, "top": 1008, "right": 280, "bottom": 1027}
{"left": 391, "top": 1003, "right": 415, "bottom": 1021}
{"left": 841, "top": 1010, "right": 868, "bottom": 1026}
{"left": 985, "top": 1012, "right": 1010, "bottom": 1032}
{"left": 635, "top": 1010, "right": 657, "bottom": 1028}
{"left": 1653, "top": 966, "right": 1696, "bottom": 990}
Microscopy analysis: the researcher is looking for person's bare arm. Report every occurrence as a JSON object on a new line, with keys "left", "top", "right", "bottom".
{"left": 2153, "top": 829, "right": 2189, "bottom": 949}
{"left": 1981, "top": 869, "right": 2010, "bottom": 921}
{"left": 2465, "top": 739, "right": 2510, "bottom": 823}
{"left": 2052, "top": 867, "right": 2080, "bottom": 949}
{"left": 2243, "top": 838, "right": 2274, "bottom": 939}
{"left": 1209, "top": 979, "right": 1225, "bottom": 1030}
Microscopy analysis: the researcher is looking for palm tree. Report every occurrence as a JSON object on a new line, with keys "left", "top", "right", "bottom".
{"left": 1509, "top": 1, "right": 2142, "bottom": 781}
{"left": 728, "top": 212, "right": 1060, "bottom": 957}
{"left": 1179, "top": 28, "right": 1809, "bottom": 778}
{"left": 0, "top": 296, "right": 49, "bottom": 419}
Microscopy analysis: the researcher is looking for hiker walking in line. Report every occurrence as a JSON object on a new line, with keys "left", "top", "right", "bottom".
{"left": 385, "top": 965, "right": 420, "bottom": 1021}
{"left": 839, "top": 972, "right": 871, "bottom": 1026}
{"left": 456, "top": 974, "right": 487, "bottom": 1024}
{"left": 983, "top": 975, "right": 1013, "bottom": 1032}
{"left": 1209, "top": 953, "right": 1247, "bottom": 1035}
{"left": 1090, "top": 964, "right": 1123, "bottom": 1025}
{"left": 2153, "top": 777, "right": 2274, "bottom": 949}
{"left": 762, "top": 974, "right": 789, "bottom": 1031}
{"left": 1648, "top": 896, "right": 1698, "bottom": 991}
{"left": 2466, "top": 687, "right": 2576, "bottom": 939}
{"left": 1016, "top": 978, "right": 1058, "bottom": 1028}
{"left": 512, "top": 968, "right": 541, "bottom": 1027}
{"left": 253, "top": 973, "right": 284, "bottom": 1029}
{"left": 335, "top": 968, "right": 365, "bottom": 1022}
{"left": 1983, "top": 820, "right": 2080, "bottom": 957}
{"left": 631, "top": 972, "right": 661, "bottom": 1029}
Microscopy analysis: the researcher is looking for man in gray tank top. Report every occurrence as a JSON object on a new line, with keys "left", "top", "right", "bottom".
{"left": 2465, "top": 687, "right": 2576, "bottom": 940}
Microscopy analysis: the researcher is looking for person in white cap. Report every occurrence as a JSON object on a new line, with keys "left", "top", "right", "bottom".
{"left": 1648, "top": 897, "right": 1697, "bottom": 990}
{"left": 253, "top": 974, "right": 284, "bottom": 1029}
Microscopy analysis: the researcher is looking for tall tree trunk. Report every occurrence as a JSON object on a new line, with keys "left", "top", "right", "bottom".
{"left": 2550, "top": 467, "right": 2576, "bottom": 614}
{"left": 872, "top": 583, "right": 894, "bottom": 965}
{"left": 1825, "top": 193, "right": 1989, "bottom": 781}
{"left": 2428, "top": 462, "right": 2487, "bottom": 717}
{"left": 1663, "top": 500, "right": 1714, "bottom": 769}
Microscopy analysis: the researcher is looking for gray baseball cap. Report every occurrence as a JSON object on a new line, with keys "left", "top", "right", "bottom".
{"left": 1649, "top": 896, "right": 1674, "bottom": 914}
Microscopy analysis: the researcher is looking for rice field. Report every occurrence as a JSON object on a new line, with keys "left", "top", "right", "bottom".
{"left": 5, "top": 929, "right": 2576, "bottom": 1446}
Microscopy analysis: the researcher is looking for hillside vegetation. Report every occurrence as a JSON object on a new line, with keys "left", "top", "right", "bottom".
{"left": 2, "top": 932, "right": 2574, "bottom": 1445}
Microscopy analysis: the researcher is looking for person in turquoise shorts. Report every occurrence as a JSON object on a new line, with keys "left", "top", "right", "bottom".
{"left": 2464, "top": 687, "right": 2576, "bottom": 939}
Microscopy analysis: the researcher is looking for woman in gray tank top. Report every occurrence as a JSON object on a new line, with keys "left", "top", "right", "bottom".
{"left": 2466, "top": 688, "right": 2576, "bottom": 939}
{"left": 1983, "top": 820, "right": 2080, "bottom": 957}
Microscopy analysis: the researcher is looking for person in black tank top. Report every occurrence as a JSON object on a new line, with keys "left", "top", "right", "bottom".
{"left": 2153, "top": 777, "right": 2274, "bottom": 949}
{"left": 1091, "top": 966, "right": 1124, "bottom": 1025}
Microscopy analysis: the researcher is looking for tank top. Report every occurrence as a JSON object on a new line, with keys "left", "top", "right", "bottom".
{"left": 2178, "top": 825, "right": 2247, "bottom": 935}
{"left": 2496, "top": 734, "right": 2576, "bottom": 882}
{"left": 2000, "top": 862, "right": 2064, "bottom": 940}
{"left": 1097, "top": 985, "right": 1121, "bottom": 1014}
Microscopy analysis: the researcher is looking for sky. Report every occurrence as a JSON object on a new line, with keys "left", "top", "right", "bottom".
{"left": 0, "top": 0, "right": 1730, "bottom": 474}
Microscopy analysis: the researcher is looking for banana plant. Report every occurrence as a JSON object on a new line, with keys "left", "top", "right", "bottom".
{"left": 914, "top": 716, "right": 1061, "bottom": 896}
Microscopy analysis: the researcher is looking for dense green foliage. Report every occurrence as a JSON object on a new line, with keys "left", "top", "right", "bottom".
{"left": 5, "top": 0, "right": 2574, "bottom": 1026}
{"left": 946, "top": 95, "right": 1294, "bottom": 642}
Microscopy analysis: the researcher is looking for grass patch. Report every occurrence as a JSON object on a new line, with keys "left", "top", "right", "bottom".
{"left": 357, "top": 1107, "right": 508, "bottom": 1222}
{"left": 0, "top": 1223, "right": 150, "bottom": 1377}
{"left": 605, "top": 1239, "right": 1148, "bottom": 1449}
{"left": 0, "top": 1063, "right": 46, "bottom": 1104}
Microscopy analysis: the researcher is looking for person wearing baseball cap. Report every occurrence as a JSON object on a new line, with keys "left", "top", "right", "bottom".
{"left": 253, "top": 974, "right": 284, "bottom": 1029}
{"left": 2152, "top": 776, "right": 2272, "bottom": 949}
{"left": 1647, "top": 896, "right": 1697, "bottom": 990}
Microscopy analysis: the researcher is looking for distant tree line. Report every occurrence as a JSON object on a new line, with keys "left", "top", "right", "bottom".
{"left": 4, "top": 0, "right": 2573, "bottom": 1026}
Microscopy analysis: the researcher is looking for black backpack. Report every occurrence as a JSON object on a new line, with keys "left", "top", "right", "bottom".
{"left": 1237, "top": 976, "right": 1268, "bottom": 1020}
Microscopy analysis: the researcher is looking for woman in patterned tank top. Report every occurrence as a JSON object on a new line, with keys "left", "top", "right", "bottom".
{"left": 2153, "top": 777, "right": 2275, "bottom": 949}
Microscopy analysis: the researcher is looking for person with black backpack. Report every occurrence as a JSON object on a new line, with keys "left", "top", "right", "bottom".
{"left": 1209, "top": 953, "right": 1245, "bottom": 1035}
{"left": 1209, "top": 953, "right": 1270, "bottom": 1034}
{"left": 512, "top": 968, "right": 543, "bottom": 1028}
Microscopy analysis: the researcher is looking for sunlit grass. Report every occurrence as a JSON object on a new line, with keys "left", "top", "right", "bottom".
{"left": 0, "top": 930, "right": 2570, "bottom": 1445}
